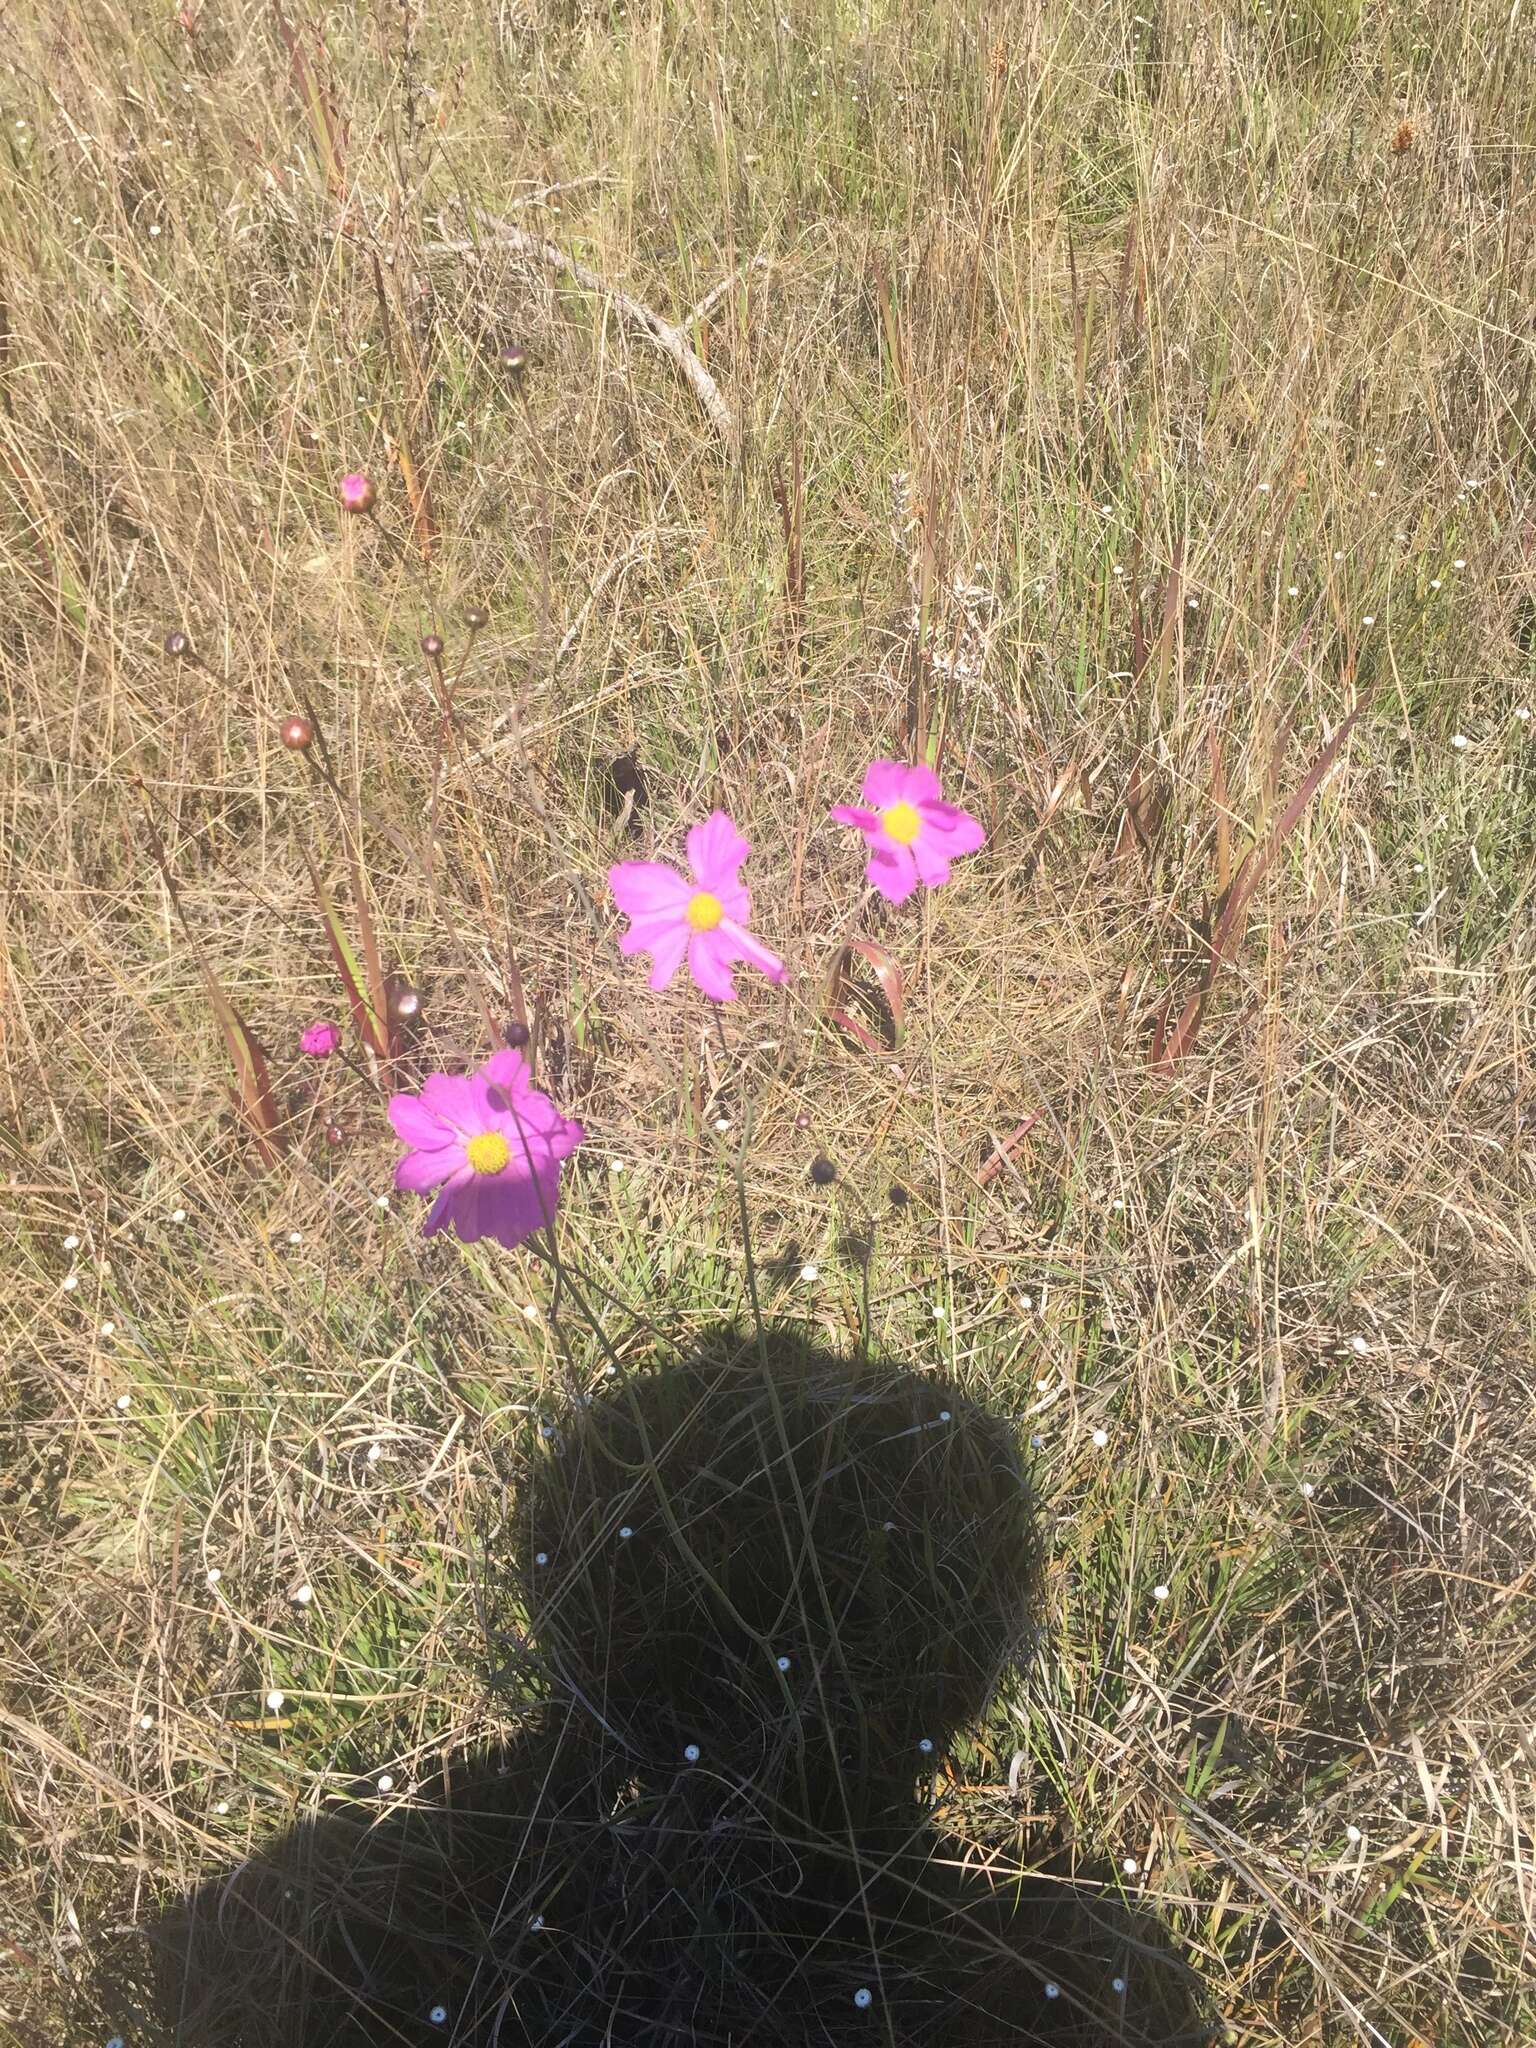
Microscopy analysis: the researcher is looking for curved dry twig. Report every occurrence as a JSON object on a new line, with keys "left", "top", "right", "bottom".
{"left": 429, "top": 215, "right": 750, "bottom": 443}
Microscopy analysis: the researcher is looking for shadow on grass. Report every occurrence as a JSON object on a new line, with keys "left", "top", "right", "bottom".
{"left": 122, "top": 1327, "right": 1214, "bottom": 2045}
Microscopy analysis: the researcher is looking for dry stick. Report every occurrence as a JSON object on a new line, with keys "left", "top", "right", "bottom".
{"left": 426, "top": 218, "right": 753, "bottom": 443}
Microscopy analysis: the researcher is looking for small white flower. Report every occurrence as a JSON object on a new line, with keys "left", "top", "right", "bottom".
{"left": 377, "top": 1773, "right": 394, "bottom": 1791}
{"left": 265, "top": 1689, "right": 285, "bottom": 1712}
{"left": 214, "top": 1799, "right": 229, "bottom": 1814}
{"left": 1112, "top": 1976, "right": 1126, "bottom": 1994}
{"left": 1092, "top": 1428, "right": 1109, "bottom": 1448}
{"left": 521, "top": 1302, "right": 540, "bottom": 1322}
{"left": 1111, "top": 1197, "right": 1125, "bottom": 1212}
{"left": 100, "top": 1320, "right": 115, "bottom": 1336}
{"left": 115, "top": 1393, "right": 131, "bottom": 1411}
{"left": 293, "top": 1585, "right": 313, "bottom": 1606}
{"left": 1452, "top": 734, "right": 1469, "bottom": 750}
{"left": 375, "top": 1195, "right": 390, "bottom": 1209}
{"left": 1430, "top": 577, "right": 1441, "bottom": 589}
{"left": 1122, "top": 1856, "right": 1139, "bottom": 1875}
{"left": 683, "top": 1743, "right": 701, "bottom": 1763}
{"left": 1333, "top": 549, "right": 1344, "bottom": 560}
{"left": 1257, "top": 482, "right": 1270, "bottom": 493}
{"left": 536, "top": 1551, "right": 549, "bottom": 1566}
{"left": 1373, "top": 457, "right": 1385, "bottom": 468}
{"left": 63, "top": 1274, "right": 80, "bottom": 1293}
{"left": 776, "top": 1655, "right": 791, "bottom": 1671}
{"left": 608, "top": 1157, "right": 626, "bottom": 1173}
{"left": 918, "top": 1737, "right": 934, "bottom": 1755}
{"left": 1287, "top": 584, "right": 1300, "bottom": 596}
{"left": 853, "top": 1987, "right": 873, "bottom": 2009}
{"left": 429, "top": 2007, "right": 448, "bottom": 2027}
{"left": 1517, "top": 707, "right": 1531, "bottom": 722}
{"left": 366, "top": 1442, "right": 382, "bottom": 1462}
{"left": 529, "top": 1911, "right": 545, "bottom": 1930}
{"left": 106, "top": 2038, "right": 125, "bottom": 2048}
{"left": 171, "top": 1208, "right": 186, "bottom": 1223}
{"left": 1362, "top": 615, "right": 1375, "bottom": 626}
{"left": 149, "top": 222, "right": 162, "bottom": 236}
{"left": 1187, "top": 597, "right": 1198, "bottom": 610}
{"left": 1453, "top": 557, "right": 1466, "bottom": 569}
{"left": 938, "top": 1410, "right": 951, "bottom": 1423}
{"left": 1350, "top": 1335, "right": 1369, "bottom": 1355}
{"left": 139, "top": 1712, "right": 155, "bottom": 1729}
{"left": 714, "top": 1116, "right": 732, "bottom": 1133}
{"left": 1153, "top": 1584, "right": 1170, "bottom": 1602}
{"left": 64, "top": 1232, "right": 80, "bottom": 1249}
{"left": 1100, "top": 503, "right": 1113, "bottom": 514}
{"left": 1345, "top": 1823, "right": 1361, "bottom": 1844}
{"left": 932, "top": 1305, "right": 945, "bottom": 1321}
{"left": 1029, "top": 1433, "right": 1043, "bottom": 1448}
{"left": 1020, "top": 1292, "right": 1034, "bottom": 1309}
{"left": 1112, "top": 563, "right": 1124, "bottom": 576}
{"left": 618, "top": 1525, "right": 633, "bottom": 1540}
{"left": 206, "top": 1567, "right": 222, "bottom": 1587}
{"left": 800, "top": 1264, "right": 819, "bottom": 1282}
{"left": 1044, "top": 1982, "right": 1061, "bottom": 1999}
{"left": 1300, "top": 1482, "right": 1315, "bottom": 1500}
{"left": 287, "top": 1230, "right": 302, "bottom": 1245}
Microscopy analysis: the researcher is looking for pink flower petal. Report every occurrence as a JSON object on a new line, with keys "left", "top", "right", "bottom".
{"left": 686, "top": 811, "right": 751, "bottom": 891}
{"left": 718, "top": 916, "right": 787, "bottom": 985}
{"left": 418, "top": 1071, "right": 481, "bottom": 1134}
{"left": 395, "top": 1143, "right": 463, "bottom": 1193}
{"left": 866, "top": 842, "right": 919, "bottom": 904}
{"left": 830, "top": 804, "right": 881, "bottom": 835}
{"left": 389, "top": 1092, "right": 452, "bottom": 1150}
{"left": 609, "top": 860, "right": 693, "bottom": 918}
{"left": 688, "top": 929, "right": 739, "bottom": 1002}
{"left": 911, "top": 836, "right": 953, "bottom": 889}
{"left": 644, "top": 920, "right": 692, "bottom": 991}
{"left": 470, "top": 1158, "right": 562, "bottom": 1248}
{"left": 915, "top": 799, "right": 986, "bottom": 856}
{"left": 862, "top": 760, "right": 941, "bottom": 809}
{"left": 422, "top": 1166, "right": 474, "bottom": 1236}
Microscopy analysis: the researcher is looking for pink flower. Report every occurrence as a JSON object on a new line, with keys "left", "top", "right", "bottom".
{"left": 339, "top": 471, "right": 376, "bottom": 515}
{"left": 388, "top": 1049, "right": 584, "bottom": 1249}
{"left": 300, "top": 1019, "right": 342, "bottom": 1058}
{"left": 608, "top": 812, "right": 787, "bottom": 1003}
{"left": 831, "top": 761, "right": 986, "bottom": 904}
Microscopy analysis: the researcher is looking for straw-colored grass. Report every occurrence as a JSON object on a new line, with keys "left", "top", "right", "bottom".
{"left": 3, "top": 0, "right": 1534, "bottom": 2041}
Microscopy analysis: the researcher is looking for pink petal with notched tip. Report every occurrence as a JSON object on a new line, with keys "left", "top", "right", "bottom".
{"left": 867, "top": 841, "right": 920, "bottom": 903}
{"left": 686, "top": 812, "right": 751, "bottom": 891}
{"left": 719, "top": 916, "right": 787, "bottom": 985}
{"left": 389, "top": 1092, "right": 455, "bottom": 1150}
{"left": 395, "top": 1143, "right": 464, "bottom": 1194}
{"left": 643, "top": 921, "right": 691, "bottom": 991}
{"left": 830, "top": 804, "right": 881, "bottom": 834}
{"left": 862, "top": 760, "right": 941, "bottom": 809}
{"left": 688, "top": 929, "right": 739, "bottom": 1002}
{"left": 916, "top": 800, "right": 986, "bottom": 855}
{"left": 609, "top": 860, "right": 694, "bottom": 920}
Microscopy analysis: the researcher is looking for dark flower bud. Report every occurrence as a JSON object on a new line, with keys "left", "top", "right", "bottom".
{"left": 809, "top": 1155, "right": 837, "bottom": 1187}
{"left": 386, "top": 978, "right": 422, "bottom": 1025}
{"left": 280, "top": 715, "right": 313, "bottom": 751}
{"left": 504, "top": 1019, "right": 530, "bottom": 1049}
{"left": 325, "top": 1122, "right": 346, "bottom": 1147}
{"left": 465, "top": 605, "right": 490, "bottom": 631}
{"left": 420, "top": 633, "right": 444, "bottom": 660}
{"left": 499, "top": 343, "right": 528, "bottom": 376}
{"left": 888, "top": 1182, "right": 909, "bottom": 1209}
{"left": 162, "top": 629, "right": 193, "bottom": 660}
{"left": 794, "top": 1111, "right": 812, "bottom": 1131}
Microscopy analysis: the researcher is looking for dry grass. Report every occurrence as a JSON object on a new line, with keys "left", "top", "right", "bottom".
{"left": 3, "top": 0, "right": 1535, "bottom": 2041}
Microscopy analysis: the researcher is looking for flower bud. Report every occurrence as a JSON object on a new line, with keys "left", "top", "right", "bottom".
{"left": 499, "top": 343, "right": 528, "bottom": 376}
{"left": 162, "top": 629, "right": 193, "bottom": 660}
{"left": 386, "top": 977, "right": 421, "bottom": 1025}
{"left": 809, "top": 1155, "right": 837, "bottom": 1187}
{"left": 420, "top": 633, "right": 444, "bottom": 660}
{"left": 325, "top": 1122, "right": 346, "bottom": 1148}
{"left": 339, "top": 471, "right": 376, "bottom": 516}
{"left": 504, "top": 1019, "right": 530, "bottom": 1049}
{"left": 279, "top": 715, "right": 313, "bottom": 751}
{"left": 465, "top": 606, "right": 489, "bottom": 631}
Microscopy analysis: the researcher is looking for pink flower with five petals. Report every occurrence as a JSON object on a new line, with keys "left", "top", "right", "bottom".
{"left": 608, "top": 812, "right": 787, "bottom": 1003}
{"left": 831, "top": 761, "right": 986, "bottom": 904}
{"left": 388, "top": 1049, "right": 583, "bottom": 1249}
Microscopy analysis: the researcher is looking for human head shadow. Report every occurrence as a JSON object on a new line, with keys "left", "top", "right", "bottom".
{"left": 123, "top": 1325, "right": 1213, "bottom": 2046}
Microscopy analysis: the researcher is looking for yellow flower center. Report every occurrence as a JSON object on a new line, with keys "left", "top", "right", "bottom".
{"left": 465, "top": 1130, "right": 511, "bottom": 1175}
{"left": 686, "top": 889, "right": 724, "bottom": 931}
{"left": 881, "top": 800, "right": 922, "bottom": 845}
